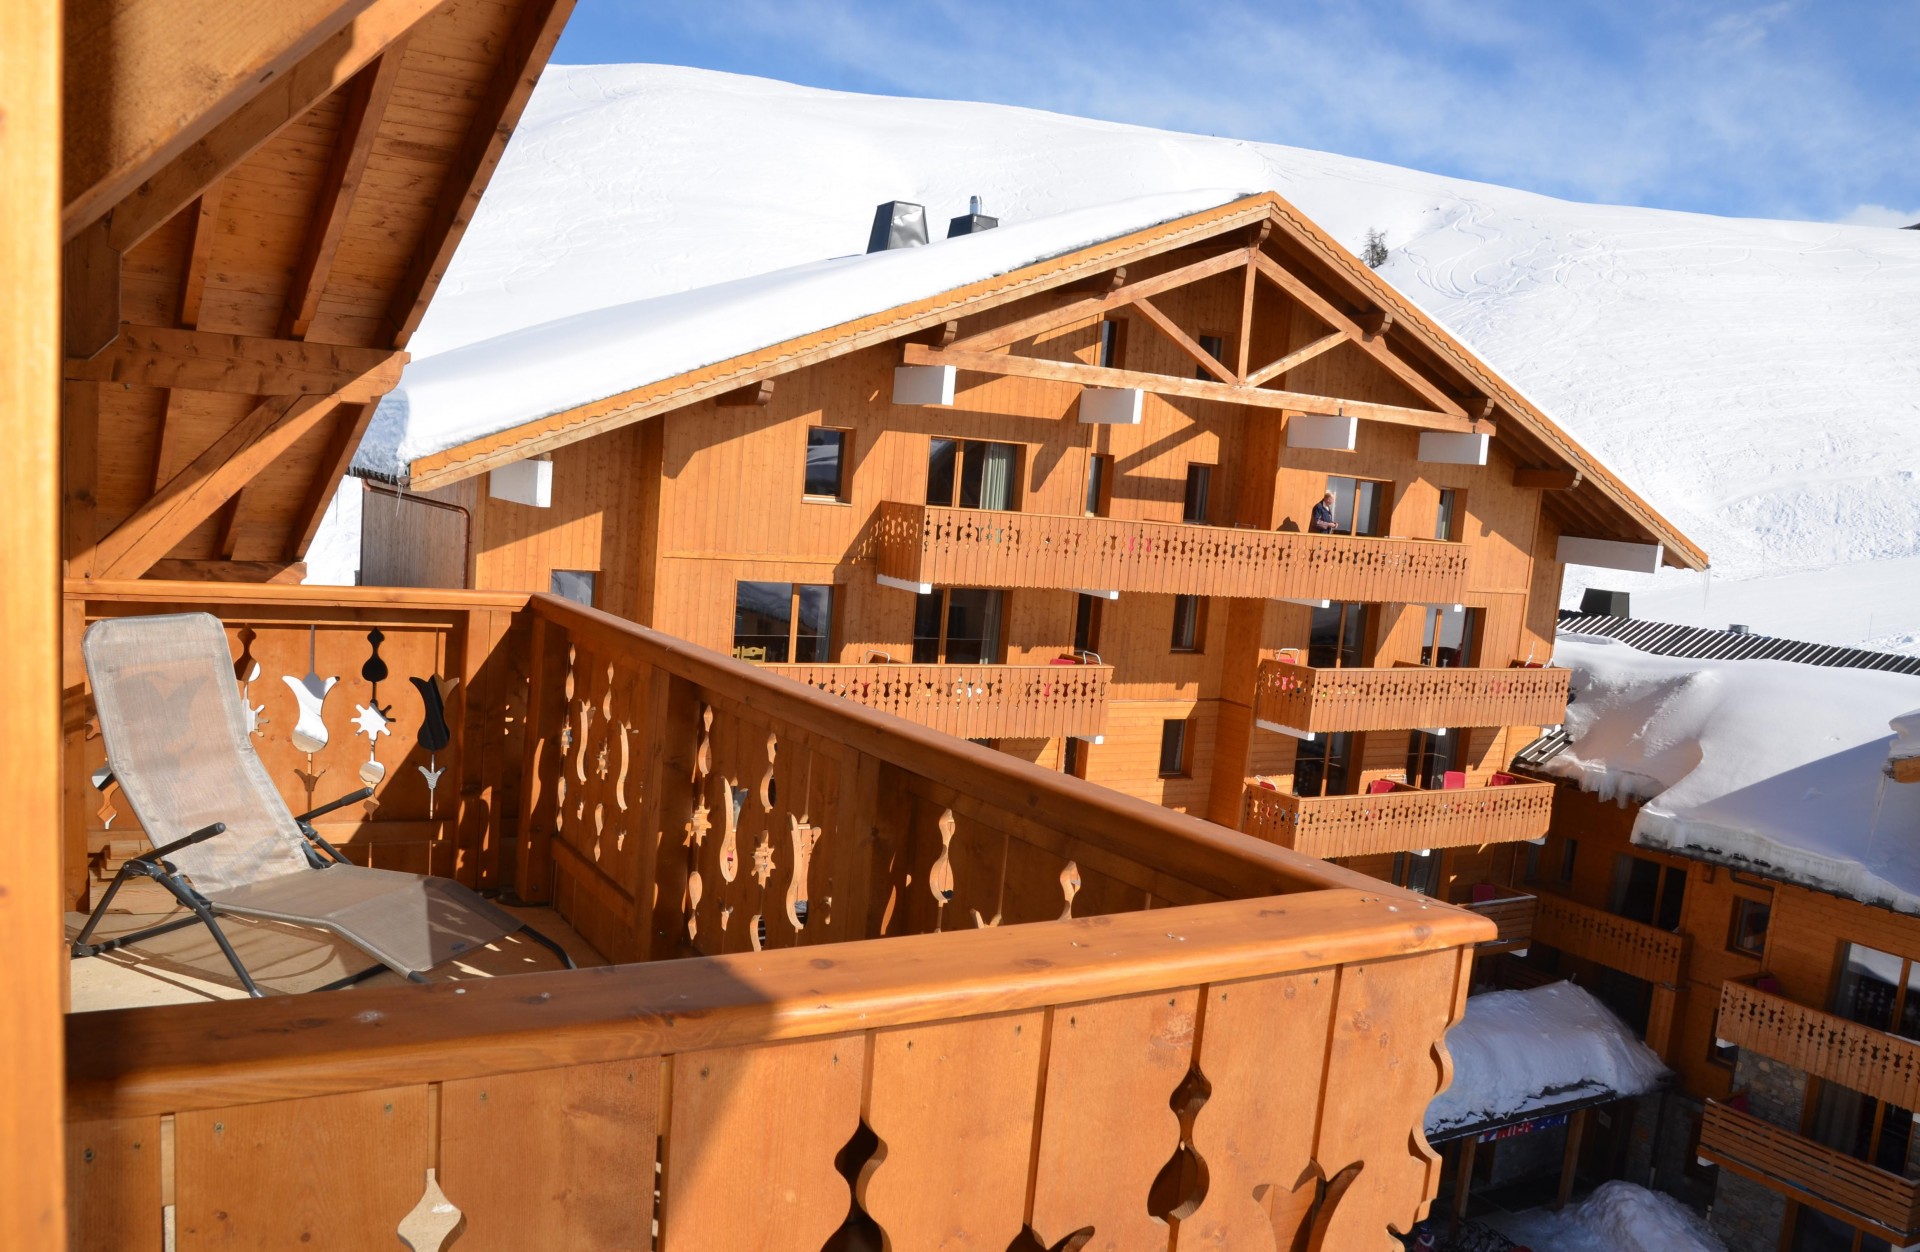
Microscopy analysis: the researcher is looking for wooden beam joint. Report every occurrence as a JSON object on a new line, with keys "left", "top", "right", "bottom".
{"left": 1515, "top": 467, "right": 1582, "bottom": 491}
{"left": 714, "top": 380, "right": 776, "bottom": 408}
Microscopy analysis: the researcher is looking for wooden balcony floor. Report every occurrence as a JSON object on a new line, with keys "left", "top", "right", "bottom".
{"left": 66, "top": 901, "right": 602, "bottom": 1013}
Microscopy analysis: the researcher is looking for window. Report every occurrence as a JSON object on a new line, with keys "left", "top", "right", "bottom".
{"left": 913, "top": 588, "right": 1004, "bottom": 664}
{"left": 1196, "top": 334, "right": 1226, "bottom": 379}
{"left": 1607, "top": 854, "right": 1687, "bottom": 931}
{"left": 1435, "top": 488, "right": 1465, "bottom": 542}
{"left": 1421, "top": 606, "right": 1483, "bottom": 668}
{"left": 1323, "top": 475, "right": 1392, "bottom": 537}
{"left": 928, "top": 438, "right": 1018, "bottom": 511}
{"left": 1063, "top": 737, "right": 1089, "bottom": 778}
{"left": 1170, "top": 595, "right": 1206, "bottom": 652}
{"left": 1098, "top": 318, "right": 1126, "bottom": 368}
{"left": 1158, "top": 718, "right": 1190, "bottom": 777}
{"left": 549, "top": 569, "right": 596, "bottom": 607}
{"left": 1182, "top": 464, "right": 1213, "bottom": 524}
{"left": 1292, "top": 731, "right": 1355, "bottom": 799}
{"left": 1558, "top": 837, "right": 1579, "bottom": 884}
{"left": 1073, "top": 593, "right": 1104, "bottom": 657}
{"left": 732, "top": 582, "right": 834, "bottom": 663}
{"left": 1405, "top": 729, "right": 1463, "bottom": 790}
{"left": 1084, "top": 453, "right": 1112, "bottom": 517}
{"left": 1307, "top": 603, "right": 1373, "bottom": 668}
{"left": 1729, "top": 898, "right": 1771, "bottom": 955}
{"left": 804, "top": 427, "right": 850, "bottom": 500}
{"left": 1392, "top": 851, "right": 1442, "bottom": 897}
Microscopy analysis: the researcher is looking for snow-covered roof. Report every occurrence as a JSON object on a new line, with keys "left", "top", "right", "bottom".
{"left": 1546, "top": 634, "right": 1920, "bottom": 911}
{"left": 1426, "top": 982, "right": 1666, "bottom": 1137}
{"left": 353, "top": 189, "right": 1240, "bottom": 480}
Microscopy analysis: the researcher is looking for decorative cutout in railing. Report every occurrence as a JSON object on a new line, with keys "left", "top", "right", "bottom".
{"left": 1243, "top": 781, "right": 1555, "bottom": 859}
{"left": 1717, "top": 980, "right": 1920, "bottom": 1113}
{"left": 763, "top": 660, "right": 1112, "bottom": 741}
{"left": 873, "top": 502, "right": 1471, "bottom": 604}
{"left": 1254, "top": 662, "right": 1571, "bottom": 734}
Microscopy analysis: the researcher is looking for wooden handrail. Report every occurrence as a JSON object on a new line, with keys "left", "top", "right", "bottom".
{"left": 1530, "top": 890, "right": 1686, "bottom": 985}
{"left": 65, "top": 577, "right": 533, "bottom": 612}
{"left": 1700, "top": 1099, "right": 1920, "bottom": 1241}
{"left": 1255, "top": 661, "right": 1570, "bottom": 734}
{"left": 66, "top": 890, "right": 1484, "bottom": 1120}
{"left": 1718, "top": 981, "right": 1920, "bottom": 1112}
{"left": 871, "top": 502, "right": 1471, "bottom": 603}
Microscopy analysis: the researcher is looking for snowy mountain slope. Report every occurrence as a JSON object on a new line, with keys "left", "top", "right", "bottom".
{"left": 389, "top": 65, "right": 1920, "bottom": 640}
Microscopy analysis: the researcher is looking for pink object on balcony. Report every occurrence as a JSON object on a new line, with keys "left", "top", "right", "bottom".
{"left": 1368, "top": 779, "right": 1398, "bottom": 795}
{"left": 1443, "top": 771, "right": 1466, "bottom": 790}
{"left": 1471, "top": 883, "right": 1498, "bottom": 903}
{"left": 1488, "top": 771, "right": 1519, "bottom": 787}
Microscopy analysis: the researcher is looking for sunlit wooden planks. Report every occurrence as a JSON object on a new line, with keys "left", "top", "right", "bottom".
{"left": 1243, "top": 781, "right": 1556, "bottom": 858}
{"left": 762, "top": 660, "right": 1112, "bottom": 741}
{"left": 1254, "top": 661, "right": 1570, "bottom": 734}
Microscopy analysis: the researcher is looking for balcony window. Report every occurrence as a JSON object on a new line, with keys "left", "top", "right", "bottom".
{"left": 913, "top": 588, "right": 1004, "bottom": 664}
{"left": 549, "top": 569, "right": 596, "bottom": 607}
{"left": 1098, "top": 317, "right": 1127, "bottom": 368}
{"left": 733, "top": 581, "right": 835, "bottom": 663}
{"left": 1292, "top": 730, "right": 1354, "bottom": 798}
{"left": 928, "top": 438, "right": 1018, "bottom": 511}
{"left": 1436, "top": 487, "right": 1465, "bottom": 542}
{"left": 1158, "top": 718, "right": 1191, "bottom": 777}
{"left": 1391, "top": 851, "right": 1442, "bottom": 897}
{"left": 1307, "top": 602, "right": 1373, "bottom": 669}
{"left": 1607, "top": 853, "right": 1687, "bottom": 932}
{"left": 1182, "top": 464, "right": 1213, "bottom": 524}
{"left": 1324, "top": 475, "right": 1391, "bottom": 537}
{"left": 1063, "top": 736, "right": 1088, "bottom": 778}
{"left": 804, "top": 427, "right": 850, "bottom": 500}
{"left": 1084, "top": 453, "right": 1112, "bottom": 516}
{"left": 1195, "top": 334, "right": 1226, "bottom": 379}
{"left": 1818, "top": 943, "right": 1920, "bottom": 1180}
{"left": 1728, "top": 897, "right": 1770, "bottom": 955}
{"left": 1405, "top": 729, "right": 1462, "bottom": 790}
{"left": 1420, "top": 605, "right": 1483, "bottom": 667}
{"left": 1170, "top": 595, "right": 1206, "bottom": 653}
{"left": 1074, "top": 593, "right": 1104, "bottom": 657}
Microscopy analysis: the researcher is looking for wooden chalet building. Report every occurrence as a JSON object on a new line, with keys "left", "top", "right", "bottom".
{"left": 361, "top": 186, "right": 1705, "bottom": 923}
{"left": 1495, "top": 620, "right": 1920, "bottom": 1252}
{"left": 6, "top": 5, "right": 1522, "bottom": 1249}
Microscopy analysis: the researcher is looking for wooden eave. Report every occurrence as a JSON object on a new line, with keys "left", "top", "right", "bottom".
{"left": 59, "top": 0, "right": 576, "bottom": 580}
{"left": 402, "top": 191, "right": 1705, "bottom": 572}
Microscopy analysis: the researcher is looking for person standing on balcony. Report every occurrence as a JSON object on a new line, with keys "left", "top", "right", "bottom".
{"left": 1310, "top": 492, "right": 1338, "bottom": 533}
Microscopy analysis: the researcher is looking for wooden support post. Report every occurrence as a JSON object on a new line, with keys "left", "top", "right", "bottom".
{"left": 1452, "top": 1134, "right": 1478, "bottom": 1232}
{"left": 1556, "top": 1106, "right": 1590, "bottom": 1210}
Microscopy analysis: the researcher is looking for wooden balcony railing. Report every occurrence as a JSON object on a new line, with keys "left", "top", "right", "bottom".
{"left": 1458, "top": 890, "right": 1537, "bottom": 949}
{"left": 872, "top": 502, "right": 1471, "bottom": 603}
{"left": 1717, "top": 980, "right": 1920, "bottom": 1112}
{"left": 1699, "top": 1100, "right": 1920, "bottom": 1243}
{"left": 63, "top": 580, "right": 1495, "bottom": 1250}
{"left": 1242, "top": 779, "right": 1555, "bottom": 859}
{"left": 760, "top": 661, "right": 1111, "bottom": 741}
{"left": 1530, "top": 890, "right": 1686, "bottom": 986}
{"left": 1255, "top": 661, "right": 1570, "bottom": 734}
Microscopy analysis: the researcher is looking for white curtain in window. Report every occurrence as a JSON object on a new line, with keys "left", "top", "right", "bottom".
{"left": 979, "top": 443, "right": 1014, "bottom": 511}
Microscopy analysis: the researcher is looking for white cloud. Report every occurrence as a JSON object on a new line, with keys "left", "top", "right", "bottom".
{"left": 1839, "top": 204, "right": 1920, "bottom": 229}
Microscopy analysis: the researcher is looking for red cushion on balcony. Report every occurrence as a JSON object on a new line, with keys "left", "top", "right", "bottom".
{"left": 1443, "top": 771, "right": 1467, "bottom": 790}
{"left": 1471, "top": 883, "right": 1498, "bottom": 902}
{"left": 1368, "top": 779, "right": 1398, "bottom": 794}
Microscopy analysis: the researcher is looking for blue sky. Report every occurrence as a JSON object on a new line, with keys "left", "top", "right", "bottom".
{"left": 553, "top": 0, "right": 1919, "bottom": 226}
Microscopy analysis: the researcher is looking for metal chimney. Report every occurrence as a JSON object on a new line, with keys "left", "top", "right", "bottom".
{"left": 1578, "top": 588, "right": 1631, "bottom": 618}
{"left": 947, "top": 193, "right": 999, "bottom": 238}
{"left": 866, "top": 201, "right": 929, "bottom": 253}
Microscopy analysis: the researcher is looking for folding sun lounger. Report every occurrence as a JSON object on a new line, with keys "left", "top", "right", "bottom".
{"left": 71, "top": 612, "right": 572, "bottom": 996}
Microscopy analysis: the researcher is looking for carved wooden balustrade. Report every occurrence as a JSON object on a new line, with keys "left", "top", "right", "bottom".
{"left": 1254, "top": 661, "right": 1570, "bottom": 734}
{"left": 872, "top": 502, "right": 1471, "bottom": 603}
{"left": 760, "top": 660, "right": 1111, "bottom": 741}
{"left": 1717, "top": 980, "right": 1920, "bottom": 1112}
{"left": 1242, "top": 779, "right": 1555, "bottom": 859}
{"left": 1698, "top": 1100, "right": 1920, "bottom": 1243}
{"left": 1529, "top": 890, "right": 1686, "bottom": 987}
{"left": 64, "top": 581, "right": 1493, "bottom": 1252}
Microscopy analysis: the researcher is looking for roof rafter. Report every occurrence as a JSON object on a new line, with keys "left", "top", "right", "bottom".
{"left": 65, "top": 324, "right": 406, "bottom": 401}
{"left": 949, "top": 248, "right": 1247, "bottom": 354}
{"left": 1130, "top": 293, "right": 1236, "bottom": 384}
{"left": 1246, "top": 329, "right": 1350, "bottom": 388}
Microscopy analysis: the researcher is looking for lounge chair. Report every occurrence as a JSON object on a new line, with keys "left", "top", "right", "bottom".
{"left": 71, "top": 612, "right": 572, "bottom": 997}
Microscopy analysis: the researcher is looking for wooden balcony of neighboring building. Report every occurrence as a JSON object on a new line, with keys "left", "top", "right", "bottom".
{"left": 872, "top": 502, "right": 1471, "bottom": 604}
{"left": 1698, "top": 1100, "right": 1920, "bottom": 1244}
{"left": 761, "top": 660, "right": 1111, "bottom": 741}
{"left": 1529, "top": 890, "right": 1687, "bottom": 987}
{"left": 1254, "top": 659, "right": 1570, "bottom": 735}
{"left": 1457, "top": 889, "right": 1538, "bottom": 951}
{"left": 60, "top": 580, "right": 1492, "bottom": 1249}
{"left": 1716, "top": 979, "right": 1920, "bottom": 1113}
{"left": 1241, "top": 776, "right": 1555, "bottom": 859}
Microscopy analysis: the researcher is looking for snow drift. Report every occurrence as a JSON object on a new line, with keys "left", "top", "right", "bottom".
{"left": 1490, "top": 1180, "right": 1725, "bottom": 1252}
{"left": 1548, "top": 634, "right": 1920, "bottom": 912}
{"left": 1427, "top": 982, "right": 1666, "bottom": 1137}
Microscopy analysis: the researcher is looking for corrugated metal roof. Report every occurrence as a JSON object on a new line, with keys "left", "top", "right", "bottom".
{"left": 1555, "top": 613, "right": 1920, "bottom": 675}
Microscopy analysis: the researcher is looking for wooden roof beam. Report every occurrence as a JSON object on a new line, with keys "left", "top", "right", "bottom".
{"left": 1129, "top": 294, "right": 1235, "bottom": 384}
{"left": 1061, "top": 266, "right": 1126, "bottom": 294}
{"left": 77, "top": 393, "right": 342, "bottom": 579}
{"left": 902, "top": 342, "right": 1487, "bottom": 435}
{"left": 1246, "top": 329, "right": 1349, "bottom": 389}
{"left": 383, "top": 0, "right": 576, "bottom": 347}
{"left": 950, "top": 248, "right": 1247, "bottom": 354}
{"left": 61, "top": 0, "right": 376, "bottom": 239}
{"left": 65, "top": 324, "right": 406, "bottom": 402}
{"left": 99, "top": 0, "right": 441, "bottom": 253}
{"left": 714, "top": 380, "right": 776, "bottom": 407}
{"left": 280, "top": 46, "right": 406, "bottom": 340}
{"left": 1248, "top": 250, "right": 1468, "bottom": 421}
{"left": 1515, "top": 467, "right": 1582, "bottom": 491}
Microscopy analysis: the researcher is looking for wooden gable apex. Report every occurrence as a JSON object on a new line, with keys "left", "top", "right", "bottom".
{"left": 404, "top": 192, "right": 1704, "bottom": 571}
